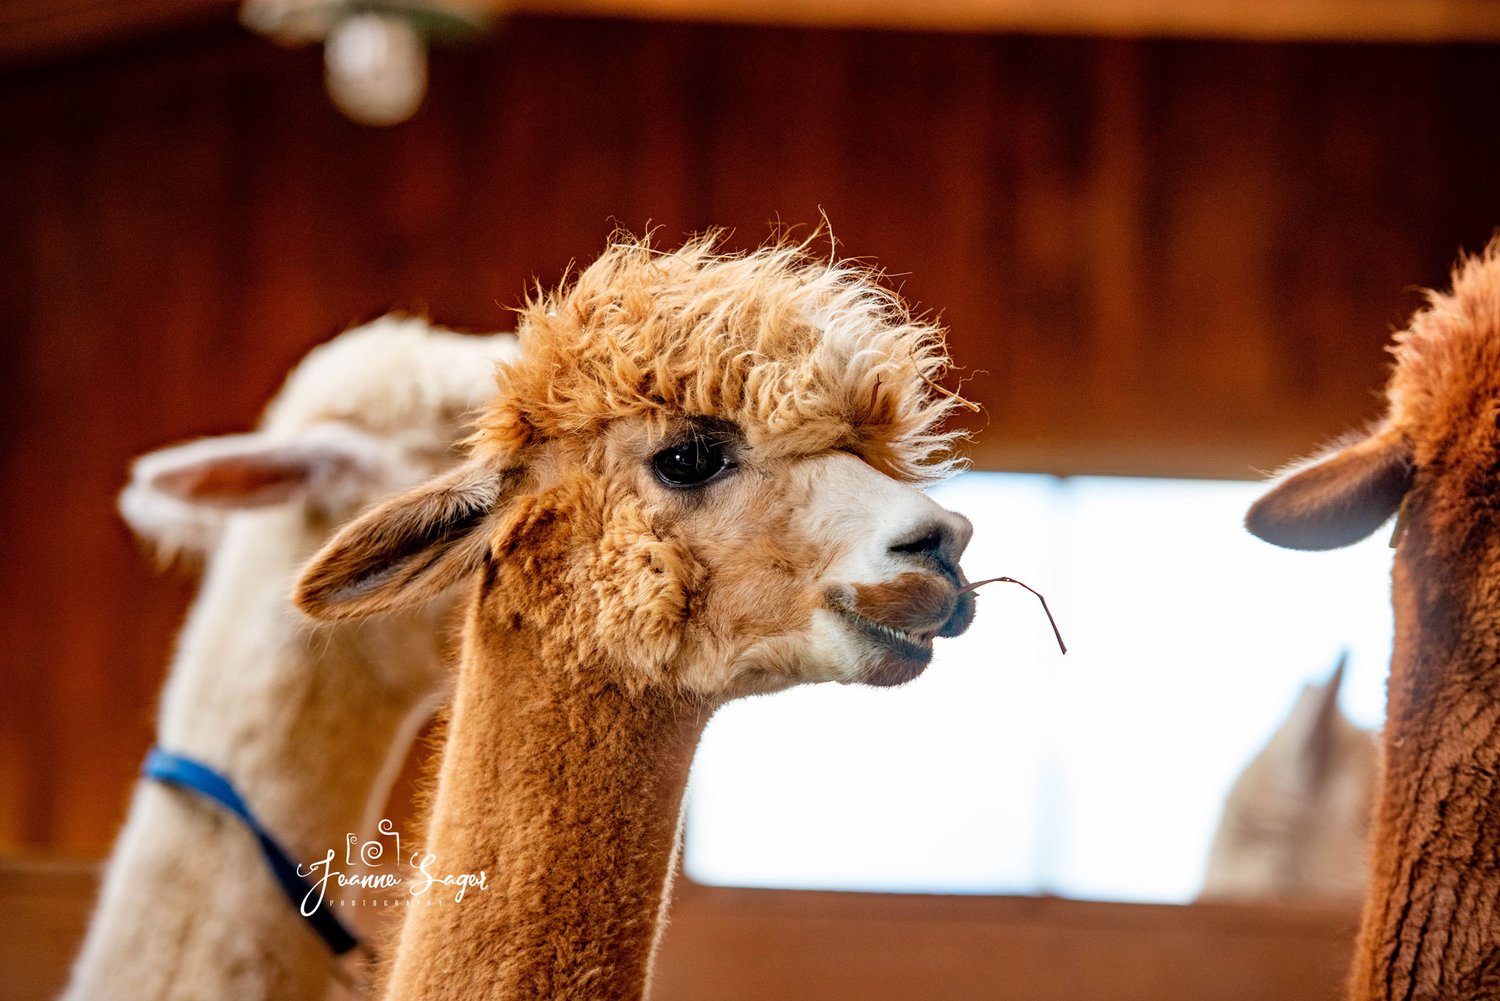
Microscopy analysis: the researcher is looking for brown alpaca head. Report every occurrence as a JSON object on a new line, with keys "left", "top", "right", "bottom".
{"left": 294, "top": 236, "right": 976, "bottom": 697}
{"left": 1245, "top": 245, "right": 1500, "bottom": 1001}
{"left": 1245, "top": 243, "right": 1500, "bottom": 562}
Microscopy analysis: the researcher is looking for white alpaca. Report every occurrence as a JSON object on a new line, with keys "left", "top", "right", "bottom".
{"left": 1201, "top": 655, "right": 1377, "bottom": 902}
{"left": 63, "top": 316, "right": 514, "bottom": 1001}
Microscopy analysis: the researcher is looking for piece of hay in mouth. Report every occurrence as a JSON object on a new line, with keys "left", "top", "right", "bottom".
{"left": 959, "top": 576, "right": 1067, "bottom": 655}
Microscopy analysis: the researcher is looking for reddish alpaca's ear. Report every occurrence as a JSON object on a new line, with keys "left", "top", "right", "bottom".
{"left": 1246, "top": 433, "right": 1413, "bottom": 551}
{"left": 295, "top": 459, "right": 513, "bottom": 620}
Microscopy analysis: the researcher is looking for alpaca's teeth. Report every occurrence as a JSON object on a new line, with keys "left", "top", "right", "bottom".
{"left": 826, "top": 598, "right": 935, "bottom": 657}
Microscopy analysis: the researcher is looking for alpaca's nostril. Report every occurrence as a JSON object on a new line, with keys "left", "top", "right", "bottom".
{"left": 891, "top": 525, "right": 945, "bottom": 559}
{"left": 890, "top": 515, "right": 969, "bottom": 580}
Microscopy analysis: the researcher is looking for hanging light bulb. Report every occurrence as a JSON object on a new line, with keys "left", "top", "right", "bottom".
{"left": 324, "top": 11, "right": 428, "bottom": 126}
{"left": 240, "top": 1, "right": 490, "bottom": 127}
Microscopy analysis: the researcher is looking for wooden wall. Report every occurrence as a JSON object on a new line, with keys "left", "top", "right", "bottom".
{"left": 3, "top": 13, "right": 1500, "bottom": 855}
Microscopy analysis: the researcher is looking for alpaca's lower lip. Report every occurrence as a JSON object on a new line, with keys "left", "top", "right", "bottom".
{"left": 860, "top": 652, "right": 932, "bottom": 687}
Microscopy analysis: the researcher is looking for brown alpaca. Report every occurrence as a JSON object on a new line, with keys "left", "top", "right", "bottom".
{"left": 1248, "top": 243, "right": 1500, "bottom": 999}
{"left": 293, "top": 236, "right": 978, "bottom": 999}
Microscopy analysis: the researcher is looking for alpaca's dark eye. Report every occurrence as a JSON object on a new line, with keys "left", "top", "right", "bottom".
{"left": 652, "top": 436, "right": 732, "bottom": 488}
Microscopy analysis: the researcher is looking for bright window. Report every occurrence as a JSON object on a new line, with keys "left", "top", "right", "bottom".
{"left": 683, "top": 472, "right": 1393, "bottom": 903}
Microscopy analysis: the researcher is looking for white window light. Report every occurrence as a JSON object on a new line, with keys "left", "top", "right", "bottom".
{"left": 683, "top": 472, "right": 1393, "bottom": 903}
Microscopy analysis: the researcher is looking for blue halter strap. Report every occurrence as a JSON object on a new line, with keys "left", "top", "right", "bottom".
{"left": 142, "top": 747, "right": 362, "bottom": 957}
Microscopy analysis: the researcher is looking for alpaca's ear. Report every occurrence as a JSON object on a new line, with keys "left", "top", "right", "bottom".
{"left": 295, "top": 458, "right": 512, "bottom": 620}
{"left": 1279, "top": 653, "right": 1348, "bottom": 786}
{"left": 1246, "top": 433, "right": 1413, "bottom": 551}
{"left": 120, "top": 425, "right": 404, "bottom": 556}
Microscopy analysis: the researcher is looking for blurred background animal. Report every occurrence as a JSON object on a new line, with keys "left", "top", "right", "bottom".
{"left": 64, "top": 317, "right": 513, "bottom": 1001}
{"left": 1200, "top": 654, "right": 1377, "bottom": 902}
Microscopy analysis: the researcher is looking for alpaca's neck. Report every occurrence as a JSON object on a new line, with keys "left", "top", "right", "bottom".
{"left": 1351, "top": 539, "right": 1500, "bottom": 1000}
{"left": 381, "top": 614, "right": 713, "bottom": 1000}
{"left": 66, "top": 514, "right": 444, "bottom": 1001}
{"left": 154, "top": 515, "right": 445, "bottom": 838}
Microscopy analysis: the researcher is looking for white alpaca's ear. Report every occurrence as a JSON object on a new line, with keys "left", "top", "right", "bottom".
{"left": 1246, "top": 432, "right": 1413, "bottom": 551}
{"left": 1275, "top": 653, "right": 1348, "bottom": 787}
{"left": 295, "top": 458, "right": 512, "bottom": 621}
{"left": 120, "top": 425, "right": 405, "bottom": 557}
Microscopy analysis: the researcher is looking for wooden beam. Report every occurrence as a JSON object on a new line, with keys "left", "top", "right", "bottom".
{"left": 511, "top": 0, "right": 1500, "bottom": 43}
{"left": 655, "top": 882, "right": 1359, "bottom": 1001}
{"left": 0, "top": 857, "right": 1359, "bottom": 1001}
{"left": 0, "top": 856, "right": 97, "bottom": 1001}
{"left": 5, "top": 0, "right": 1500, "bottom": 72}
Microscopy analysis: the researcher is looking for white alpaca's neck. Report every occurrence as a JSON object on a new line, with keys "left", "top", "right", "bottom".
{"left": 65, "top": 510, "right": 445, "bottom": 1001}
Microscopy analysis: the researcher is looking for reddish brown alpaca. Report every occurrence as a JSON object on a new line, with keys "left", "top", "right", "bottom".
{"left": 1249, "top": 244, "right": 1500, "bottom": 1000}
{"left": 294, "top": 237, "right": 977, "bottom": 998}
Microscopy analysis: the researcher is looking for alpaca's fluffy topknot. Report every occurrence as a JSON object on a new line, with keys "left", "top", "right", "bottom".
{"left": 1387, "top": 238, "right": 1500, "bottom": 429}
{"left": 473, "top": 234, "right": 967, "bottom": 482}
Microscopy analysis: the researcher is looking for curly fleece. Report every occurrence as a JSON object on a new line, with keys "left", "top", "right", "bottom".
{"left": 474, "top": 234, "right": 966, "bottom": 482}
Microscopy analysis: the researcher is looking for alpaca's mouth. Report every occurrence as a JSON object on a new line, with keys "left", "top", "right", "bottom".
{"left": 826, "top": 593, "right": 969, "bottom": 687}
{"left": 832, "top": 600, "right": 935, "bottom": 660}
